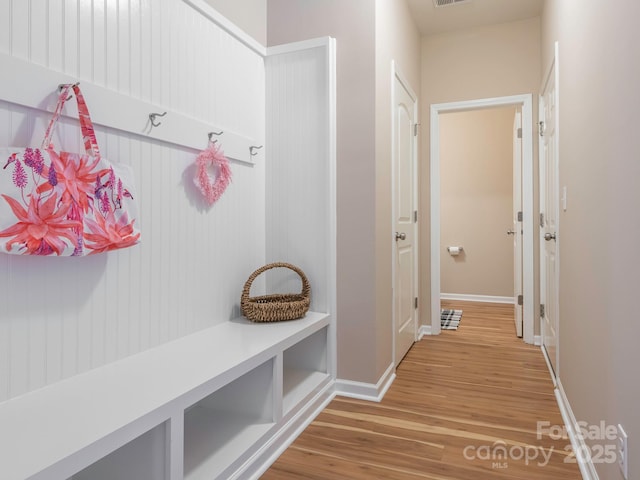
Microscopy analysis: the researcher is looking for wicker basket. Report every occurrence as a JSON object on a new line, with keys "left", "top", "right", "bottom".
{"left": 241, "top": 262, "right": 311, "bottom": 322}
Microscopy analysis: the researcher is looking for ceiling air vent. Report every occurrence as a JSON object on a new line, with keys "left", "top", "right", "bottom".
{"left": 433, "top": 0, "right": 472, "bottom": 7}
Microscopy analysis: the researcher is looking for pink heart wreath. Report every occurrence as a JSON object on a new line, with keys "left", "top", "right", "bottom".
{"left": 194, "top": 142, "right": 232, "bottom": 205}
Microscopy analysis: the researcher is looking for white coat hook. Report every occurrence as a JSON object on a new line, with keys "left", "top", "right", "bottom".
{"left": 208, "top": 131, "right": 224, "bottom": 143}
{"left": 250, "top": 145, "right": 263, "bottom": 156}
{"left": 149, "top": 111, "right": 167, "bottom": 128}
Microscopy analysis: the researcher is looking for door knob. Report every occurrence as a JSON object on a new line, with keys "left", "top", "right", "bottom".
{"left": 506, "top": 229, "right": 516, "bottom": 236}
{"left": 544, "top": 232, "right": 556, "bottom": 241}
{"left": 395, "top": 232, "right": 406, "bottom": 241}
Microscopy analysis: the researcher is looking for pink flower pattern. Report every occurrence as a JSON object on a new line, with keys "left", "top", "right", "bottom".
{"left": 0, "top": 193, "right": 80, "bottom": 255}
{"left": 1, "top": 147, "right": 137, "bottom": 256}
{"left": 0, "top": 85, "right": 139, "bottom": 256}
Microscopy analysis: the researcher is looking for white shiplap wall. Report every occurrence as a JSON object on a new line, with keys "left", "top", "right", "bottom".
{"left": 265, "top": 41, "right": 333, "bottom": 315}
{"left": 0, "top": 0, "right": 266, "bottom": 402}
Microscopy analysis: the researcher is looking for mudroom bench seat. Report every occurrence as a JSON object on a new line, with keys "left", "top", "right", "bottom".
{"left": 0, "top": 312, "right": 333, "bottom": 480}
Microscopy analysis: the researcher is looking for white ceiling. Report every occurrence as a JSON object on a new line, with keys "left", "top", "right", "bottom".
{"left": 405, "top": 0, "right": 544, "bottom": 36}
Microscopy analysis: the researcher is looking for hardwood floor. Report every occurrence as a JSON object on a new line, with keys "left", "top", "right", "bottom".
{"left": 261, "top": 301, "right": 581, "bottom": 479}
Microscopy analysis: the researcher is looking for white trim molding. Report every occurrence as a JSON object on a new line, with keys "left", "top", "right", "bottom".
{"left": 267, "top": 37, "right": 335, "bottom": 56}
{"left": 541, "top": 344, "right": 557, "bottom": 388}
{"left": 418, "top": 325, "right": 433, "bottom": 339}
{"left": 182, "top": 0, "right": 267, "bottom": 56}
{"left": 335, "top": 363, "right": 396, "bottom": 403}
{"left": 236, "top": 383, "right": 336, "bottom": 480}
{"left": 430, "top": 94, "right": 535, "bottom": 344}
{"left": 440, "top": 293, "right": 515, "bottom": 304}
{"left": 554, "top": 380, "right": 600, "bottom": 480}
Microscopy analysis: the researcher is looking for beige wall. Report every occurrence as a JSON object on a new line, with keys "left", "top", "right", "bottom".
{"left": 542, "top": 1, "right": 640, "bottom": 477}
{"left": 420, "top": 18, "right": 541, "bottom": 327}
{"left": 204, "top": 0, "right": 267, "bottom": 45}
{"left": 440, "top": 107, "right": 515, "bottom": 298}
{"left": 268, "top": 0, "right": 379, "bottom": 383}
{"left": 268, "top": 0, "right": 420, "bottom": 384}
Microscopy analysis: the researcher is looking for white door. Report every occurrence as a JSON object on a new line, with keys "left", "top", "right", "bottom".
{"left": 512, "top": 111, "right": 523, "bottom": 337}
{"left": 540, "top": 47, "right": 560, "bottom": 376}
{"left": 393, "top": 66, "right": 418, "bottom": 366}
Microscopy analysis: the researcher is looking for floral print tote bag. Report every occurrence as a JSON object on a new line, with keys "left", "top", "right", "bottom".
{"left": 0, "top": 83, "right": 140, "bottom": 256}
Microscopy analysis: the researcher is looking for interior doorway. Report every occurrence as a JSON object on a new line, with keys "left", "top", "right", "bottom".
{"left": 430, "top": 95, "right": 535, "bottom": 343}
{"left": 438, "top": 106, "right": 518, "bottom": 306}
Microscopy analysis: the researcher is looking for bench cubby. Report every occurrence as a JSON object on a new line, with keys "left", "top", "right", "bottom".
{"left": 283, "top": 326, "right": 329, "bottom": 416}
{"left": 183, "top": 358, "right": 276, "bottom": 480}
{"left": 70, "top": 423, "right": 168, "bottom": 480}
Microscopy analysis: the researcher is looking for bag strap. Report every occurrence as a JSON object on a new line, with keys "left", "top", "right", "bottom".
{"left": 41, "top": 84, "right": 101, "bottom": 158}
{"left": 72, "top": 84, "right": 100, "bottom": 158}
{"left": 41, "top": 84, "right": 73, "bottom": 151}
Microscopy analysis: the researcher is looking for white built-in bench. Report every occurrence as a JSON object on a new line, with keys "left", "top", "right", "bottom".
{"left": 0, "top": 312, "right": 334, "bottom": 480}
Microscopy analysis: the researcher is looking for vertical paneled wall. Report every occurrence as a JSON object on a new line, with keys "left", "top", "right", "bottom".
{"left": 266, "top": 42, "right": 333, "bottom": 314}
{"left": 0, "top": 0, "right": 265, "bottom": 402}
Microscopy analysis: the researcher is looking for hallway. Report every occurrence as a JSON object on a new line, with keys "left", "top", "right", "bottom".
{"left": 262, "top": 301, "right": 581, "bottom": 479}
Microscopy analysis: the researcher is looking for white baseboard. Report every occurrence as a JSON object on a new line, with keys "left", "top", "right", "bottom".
{"left": 418, "top": 325, "right": 432, "bottom": 339}
{"left": 554, "top": 379, "right": 599, "bottom": 480}
{"left": 540, "top": 344, "right": 557, "bottom": 389}
{"left": 335, "top": 363, "right": 396, "bottom": 402}
{"left": 440, "top": 293, "right": 515, "bottom": 304}
{"left": 237, "top": 380, "right": 336, "bottom": 480}
{"left": 534, "top": 335, "right": 541, "bottom": 346}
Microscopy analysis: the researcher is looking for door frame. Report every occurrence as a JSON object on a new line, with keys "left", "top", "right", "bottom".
{"left": 513, "top": 109, "right": 524, "bottom": 337}
{"left": 391, "top": 61, "right": 419, "bottom": 366}
{"left": 539, "top": 42, "right": 560, "bottom": 377}
{"left": 430, "top": 94, "right": 535, "bottom": 343}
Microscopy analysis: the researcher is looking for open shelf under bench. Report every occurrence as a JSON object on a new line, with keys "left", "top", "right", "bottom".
{"left": 0, "top": 312, "right": 332, "bottom": 480}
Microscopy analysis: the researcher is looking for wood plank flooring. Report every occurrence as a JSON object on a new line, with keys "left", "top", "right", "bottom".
{"left": 261, "top": 301, "right": 581, "bottom": 479}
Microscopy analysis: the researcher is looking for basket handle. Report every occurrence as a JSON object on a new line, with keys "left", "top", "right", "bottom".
{"left": 241, "top": 262, "right": 310, "bottom": 302}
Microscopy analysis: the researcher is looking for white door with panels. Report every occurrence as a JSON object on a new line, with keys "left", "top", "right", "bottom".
{"left": 512, "top": 110, "right": 524, "bottom": 337}
{"left": 540, "top": 44, "right": 560, "bottom": 377}
{"left": 392, "top": 64, "right": 418, "bottom": 366}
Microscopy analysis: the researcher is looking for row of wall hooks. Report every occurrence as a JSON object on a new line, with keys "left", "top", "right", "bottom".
{"left": 55, "top": 81, "right": 263, "bottom": 161}
{"left": 0, "top": 52, "right": 266, "bottom": 166}
{"left": 147, "top": 112, "right": 265, "bottom": 158}
{"left": 208, "top": 131, "right": 262, "bottom": 156}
